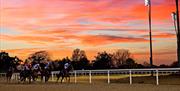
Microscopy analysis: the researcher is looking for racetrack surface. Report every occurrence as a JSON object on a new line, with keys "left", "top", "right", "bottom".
{"left": 0, "top": 75, "right": 180, "bottom": 91}
{"left": 0, "top": 83, "right": 180, "bottom": 91}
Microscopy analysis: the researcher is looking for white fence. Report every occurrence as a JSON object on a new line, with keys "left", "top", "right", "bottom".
{"left": 0, "top": 68, "right": 180, "bottom": 85}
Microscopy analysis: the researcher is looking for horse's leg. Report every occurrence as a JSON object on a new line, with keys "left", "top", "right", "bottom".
{"left": 61, "top": 75, "right": 64, "bottom": 83}
{"left": 9, "top": 75, "right": 12, "bottom": 83}
{"left": 7, "top": 77, "right": 9, "bottom": 83}
{"left": 45, "top": 75, "right": 47, "bottom": 82}
{"left": 6, "top": 76, "right": 8, "bottom": 83}
{"left": 41, "top": 75, "right": 43, "bottom": 82}
{"left": 34, "top": 72, "right": 38, "bottom": 81}
{"left": 6, "top": 73, "right": 9, "bottom": 83}
{"left": 68, "top": 75, "right": 70, "bottom": 83}
{"left": 20, "top": 76, "right": 24, "bottom": 82}
{"left": 9, "top": 73, "right": 12, "bottom": 82}
{"left": 28, "top": 75, "right": 31, "bottom": 84}
{"left": 45, "top": 74, "right": 48, "bottom": 83}
{"left": 47, "top": 74, "right": 50, "bottom": 82}
{"left": 32, "top": 73, "right": 36, "bottom": 82}
{"left": 22, "top": 77, "right": 25, "bottom": 83}
{"left": 65, "top": 75, "right": 68, "bottom": 82}
{"left": 56, "top": 74, "right": 60, "bottom": 83}
{"left": 45, "top": 75, "right": 49, "bottom": 83}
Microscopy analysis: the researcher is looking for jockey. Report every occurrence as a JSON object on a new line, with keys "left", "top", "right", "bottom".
{"left": 32, "top": 63, "right": 40, "bottom": 70}
{"left": 45, "top": 61, "right": 50, "bottom": 69}
{"left": 64, "top": 62, "right": 70, "bottom": 70}
{"left": 24, "top": 63, "right": 30, "bottom": 71}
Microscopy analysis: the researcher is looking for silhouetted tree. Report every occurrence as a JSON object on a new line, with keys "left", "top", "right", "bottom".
{"left": 170, "top": 61, "right": 178, "bottom": 67}
{"left": 112, "top": 49, "right": 131, "bottom": 68}
{"left": 0, "top": 52, "right": 21, "bottom": 72}
{"left": 51, "top": 59, "right": 61, "bottom": 71}
{"left": 72, "top": 48, "right": 86, "bottom": 62}
{"left": 93, "top": 51, "right": 112, "bottom": 69}
{"left": 28, "top": 51, "right": 51, "bottom": 64}
{"left": 71, "top": 49, "right": 91, "bottom": 70}
{"left": 125, "top": 58, "right": 136, "bottom": 68}
{"left": 159, "top": 64, "right": 169, "bottom": 68}
{"left": 143, "top": 61, "right": 151, "bottom": 68}
{"left": 79, "top": 57, "right": 90, "bottom": 69}
{"left": 72, "top": 48, "right": 80, "bottom": 62}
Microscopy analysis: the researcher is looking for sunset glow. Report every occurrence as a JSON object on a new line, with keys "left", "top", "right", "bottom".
{"left": 0, "top": 0, "right": 179, "bottom": 65}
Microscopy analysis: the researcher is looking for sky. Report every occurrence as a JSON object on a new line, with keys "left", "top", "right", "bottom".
{"left": 0, "top": 0, "right": 179, "bottom": 65}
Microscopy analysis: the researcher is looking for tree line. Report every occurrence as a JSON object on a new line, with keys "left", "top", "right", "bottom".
{"left": 0, "top": 49, "right": 179, "bottom": 72}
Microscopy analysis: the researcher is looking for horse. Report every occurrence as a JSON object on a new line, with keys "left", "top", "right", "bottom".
{"left": 18, "top": 64, "right": 32, "bottom": 84}
{"left": 56, "top": 62, "right": 73, "bottom": 83}
{"left": 40, "top": 62, "right": 52, "bottom": 83}
{"left": 31, "top": 64, "right": 41, "bottom": 82}
{"left": 6, "top": 66, "right": 14, "bottom": 83}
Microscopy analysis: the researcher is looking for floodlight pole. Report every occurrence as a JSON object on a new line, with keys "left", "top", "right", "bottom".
{"left": 148, "top": 0, "right": 153, "bottom": 69}
{"left": 175, "top": 0, "right": 180, "bottom": 67}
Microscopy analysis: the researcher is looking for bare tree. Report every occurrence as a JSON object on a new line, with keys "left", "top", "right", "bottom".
{"left": 28, "top": 51, "right": 51, "bottom": 64}
{"left": 71, "top": 48, "right": 80, "bottom": 62}
{"left": 71, "top": 48, "right": 87, "bottom": 61}
{"left": 112, "top": 49, "right": 131, "bottom": 67}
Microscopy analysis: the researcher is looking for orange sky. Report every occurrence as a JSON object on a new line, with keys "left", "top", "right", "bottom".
{"left": 0, "top": 0, "right": 179, "bottom": 65}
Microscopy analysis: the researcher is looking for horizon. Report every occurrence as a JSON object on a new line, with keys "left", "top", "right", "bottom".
{"left": 0, "top": 0, "right": 179, "bottom": 65}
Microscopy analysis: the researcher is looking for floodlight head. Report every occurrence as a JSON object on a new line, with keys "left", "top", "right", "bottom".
{"left": 171, "top": 12, "right": 177, "bottom": 21}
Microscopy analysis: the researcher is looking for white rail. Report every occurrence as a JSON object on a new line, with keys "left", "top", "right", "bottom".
{"left": 0, "top": 68, "right": 180, "bottom": 85}
{"left": 52, "top": 68, "right": 180, "bottom": 85}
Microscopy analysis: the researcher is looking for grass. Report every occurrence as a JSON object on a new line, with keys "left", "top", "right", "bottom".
{"left": 0, "top": 74, "right": 180, "bottom": 85}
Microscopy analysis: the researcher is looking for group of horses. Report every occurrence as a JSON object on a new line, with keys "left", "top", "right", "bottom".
{"left": 5, "top": 62, "right": 73, "bottom": 84}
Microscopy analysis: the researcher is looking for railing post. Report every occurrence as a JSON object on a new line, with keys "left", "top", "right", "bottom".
{"left": 74, "top": 71, "right": 77, "bottom": 83}
{"left": 108, "top": 70, "right": 110, "bottom": 84}
{"left": 89, "top": 70, "right": 92, "bottom": 84}
{"left": 129, "top": 70, "right": 132, "bottom": 85}
{"left": 156, "top": 69, "right": 159, "bottom": 85}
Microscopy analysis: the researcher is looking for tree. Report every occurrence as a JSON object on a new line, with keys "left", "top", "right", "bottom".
{"left": 111, "top": 49, "right": 131, "bottom": 68}
{"left": 78, "top": 57, "right": 90, "bottom": 70}
{"left": 51, "top": 59, "right": 61, "bottom": 71}
{"left": 72, "top": 48, "right": 81, "bottom": 62}
{"left": 93, "top": 51, "right": 112, "bottom": 69}
{"left": 28, "top": 51, "right": 51, "bottom": 64}
{"left": 71, "top": 49, "right": 90, "bottom": 70}
{"left": 170, "top": 61, "right": 178, "bottom": 67}
{"left": 159, "top": 64, "right": 169, "bottom": 68}
{"left": 125, "top": 58, "right": 137, "bottom": 68}
{"left": 71, "top": 48, "right": 86, "bottom": 62}
{"left": 0, "top": 52, "right": 21, "bottom": 72}
{"left": 0, "top": 52, "right": 9, "bottom": 72}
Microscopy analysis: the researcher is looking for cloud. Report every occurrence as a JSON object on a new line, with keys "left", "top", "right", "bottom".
{"left": 0, "top": 0, "right": 177, "bottom": 65}
{"left": 142, "top": 33, "right": 176, "bottom": 38}
{"left": 0, "top": 34, "right": 64, "bottom": 45}
{"left": 75, "top": 35, "right": 149, "bottom": 46}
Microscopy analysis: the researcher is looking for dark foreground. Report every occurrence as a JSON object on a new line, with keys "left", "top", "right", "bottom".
{"left": 0, "top": 83, "right": 180, "bottom": 91}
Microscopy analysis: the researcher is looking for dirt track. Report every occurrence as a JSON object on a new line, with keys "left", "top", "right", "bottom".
{"left": 0, "top": 75, "right": 180, "bottom": 91}
{"left": 0, "top": 83, "right": 180, "bottom": 91}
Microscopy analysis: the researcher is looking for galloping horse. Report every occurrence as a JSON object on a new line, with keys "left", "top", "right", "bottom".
{"left": 6, "top": 66, "right": 14, "bottom": 83}
{"left": 31, "top": 64, "right": 41, "bottom": 81}
{"left": 40, "top": 62, "right": 52, "bottom": 83}
{"left": 56, "top": 62, "right": 73, "bottom": 83}
{"left": 18, "top": 64, "right": 32, "bottom": 84}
